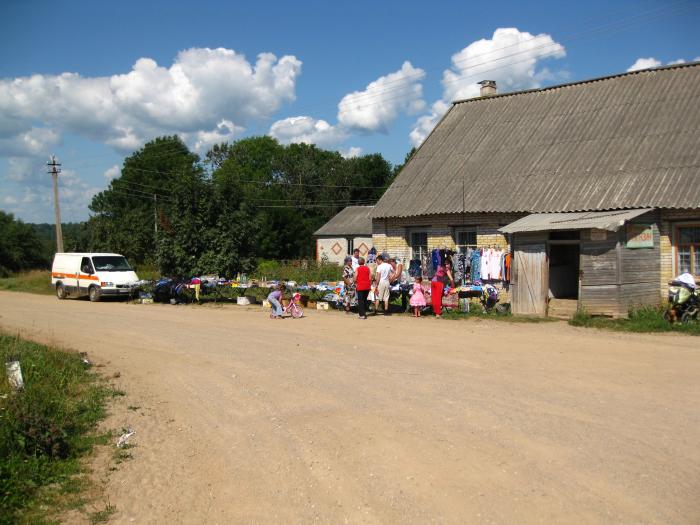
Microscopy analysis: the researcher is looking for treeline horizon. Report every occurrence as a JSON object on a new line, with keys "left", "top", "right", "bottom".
{"left": 1, "top": 136, "right": 413, "bottom": 277}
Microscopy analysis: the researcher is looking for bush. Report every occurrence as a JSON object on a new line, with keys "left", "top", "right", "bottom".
{"left": 252, "top": 259, "right": 341, "bottom": 283}
{"left": 0, "top": 334, "right": 114, "bottom": 523}
{"left": 570, "top": 306, "right": 699, "bottom": 335}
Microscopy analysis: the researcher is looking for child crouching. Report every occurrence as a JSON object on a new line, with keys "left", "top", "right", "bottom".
{"left": 268, "top": 284, "right": 286, "bottom": 319}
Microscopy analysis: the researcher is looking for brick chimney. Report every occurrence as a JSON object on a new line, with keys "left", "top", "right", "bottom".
{"left": 478, "top": 80, "right": 497, "bottom": 97}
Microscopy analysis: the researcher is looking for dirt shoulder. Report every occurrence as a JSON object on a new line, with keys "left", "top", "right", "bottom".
{"left": 0, "top": 291, "right": 698, "bottom": 524}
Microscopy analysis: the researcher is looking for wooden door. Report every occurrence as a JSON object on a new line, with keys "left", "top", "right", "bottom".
{"left": 512, "top": 244, "right": 548, "bottom": 316}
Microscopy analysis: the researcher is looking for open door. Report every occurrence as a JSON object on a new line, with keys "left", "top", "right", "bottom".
{"left": 512, "top": 244, "right": 549, "bottom": 316}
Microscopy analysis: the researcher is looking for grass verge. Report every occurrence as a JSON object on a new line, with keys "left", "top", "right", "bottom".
{"left": 0, "top": 333, "right": 118, "bottom": 524}
{"left": 569, "top": 306, "right": 700, "bottom": 335}
{"left": 0, "top": 270, "right": 53, "bottom": 296}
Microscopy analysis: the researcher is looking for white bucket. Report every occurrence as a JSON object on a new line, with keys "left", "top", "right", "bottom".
{"left": 5, "top": 361, "right": 24, "bottom": 390}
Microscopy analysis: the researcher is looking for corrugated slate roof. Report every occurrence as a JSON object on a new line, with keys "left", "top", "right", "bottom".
{"left": 372, "top": 63, "right": 700, "bottom": 219}
{"left": 314, "top": 206, "right": 374, "bottom": 236}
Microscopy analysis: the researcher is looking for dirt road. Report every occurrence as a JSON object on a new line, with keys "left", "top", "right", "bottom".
{"left": 1, "top": 292, "right": 698, "bottom": 524}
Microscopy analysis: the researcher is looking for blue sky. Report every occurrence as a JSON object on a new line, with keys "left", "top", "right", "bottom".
{"left": 1, "top": 0, "right": 698, "bottom": 223}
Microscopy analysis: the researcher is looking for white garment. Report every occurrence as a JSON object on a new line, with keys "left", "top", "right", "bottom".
{"left": 351, "top": 256, "right": 360, "bottom": 271}
{"left": 376, "top": 262, "right": 393, "bottom": 283}
{"left": 480, "top": 250, "right": 490, "bottom": 280}
{"left": 489, "top": 250, "right": 503, "bottom": 280}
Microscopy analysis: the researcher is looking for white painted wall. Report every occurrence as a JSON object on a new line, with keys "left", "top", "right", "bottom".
{"left": 316, "top": 236, "right": 373, "bottom": 264}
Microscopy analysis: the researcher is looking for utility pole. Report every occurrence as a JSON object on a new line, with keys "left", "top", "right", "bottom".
{"left": 153, "top": 194, "right": 158, "bottom": 234}
{"left": 47, "top": 156, "right": 64, "bottom": 253}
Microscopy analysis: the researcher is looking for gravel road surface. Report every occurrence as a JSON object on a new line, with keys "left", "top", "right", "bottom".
{"left": 1, "top": 291, "right": 698, "bottom": 524}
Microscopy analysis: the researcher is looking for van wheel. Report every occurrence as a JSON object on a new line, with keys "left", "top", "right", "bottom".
{"left": 89, "top": 286, "right": 101, "bottom": 302}
{"left": 56, "top": 283, "right": 66, "bottom": 300}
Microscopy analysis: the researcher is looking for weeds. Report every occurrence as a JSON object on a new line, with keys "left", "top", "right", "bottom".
{"left": 0, "top": 333, "right": 116, "bottom": 523}
{"left": 570, "top": 306, "right": 700, "bottom": 335}
{"left": 88, "top": 502, "right": 116, "bottom": 524}
{"left": 0, "top": 270, "right": 53, "bottom": 296}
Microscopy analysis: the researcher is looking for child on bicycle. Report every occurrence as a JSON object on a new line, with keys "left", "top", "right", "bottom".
{"left": 268, "top": 283, "right": 286, "bottom": 319}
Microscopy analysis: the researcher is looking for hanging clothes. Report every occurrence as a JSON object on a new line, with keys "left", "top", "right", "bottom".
{"left": 408, "top": 259, "right": 422, "bottom": 278}
{"left": 480, "top": 249, "right": 490, "bottom": 280}
{"left": 489, "top": 249, "right": 503, "bottom": 280}
{"left": 470, "top": 249, "right": 481, "bottom": 282}
{"left": 503, "top": 252, "right": 512, "bottom": 283}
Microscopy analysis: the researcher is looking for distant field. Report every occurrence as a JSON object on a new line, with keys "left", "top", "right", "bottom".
{"left": 0, "top": 269, "right": 53, "bottom": 295}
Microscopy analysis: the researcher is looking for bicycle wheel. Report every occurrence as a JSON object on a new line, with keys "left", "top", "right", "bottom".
{"left": 291, "top": 304, "right": 304, "bottom": 318}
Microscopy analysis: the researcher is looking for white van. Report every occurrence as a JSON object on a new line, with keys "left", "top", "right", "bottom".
{"left": 52, "top": 252, "right": 139, "bottom": 302}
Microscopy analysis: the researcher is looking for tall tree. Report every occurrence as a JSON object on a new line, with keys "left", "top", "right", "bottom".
{"left": 88, "top": 136, "right": 200, "bottom": 264}
{"left": 0, "top": 211, "right": 48, "bottom": 276}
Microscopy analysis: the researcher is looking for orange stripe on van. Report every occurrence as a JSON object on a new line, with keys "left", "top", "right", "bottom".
{"left": 51, "top": 272, "right": 99, "bottom": 281}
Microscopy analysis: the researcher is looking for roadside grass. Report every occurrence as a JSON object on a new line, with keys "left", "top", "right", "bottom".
{"left": 0, "top": 270, "right": 53, "bottom": 296}
{"left": 569, "top": 306, "right": 700, "bottom": 335}
{"left": 438, "top": 307, "right": 557, "bottom": 323}
{"left": 0, "top": 333, "right": 119, "bottom": 524}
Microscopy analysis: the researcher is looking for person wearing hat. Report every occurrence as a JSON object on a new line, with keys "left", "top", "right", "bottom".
{"left": 342, "top": 256, "right": 356, "bottom": 313}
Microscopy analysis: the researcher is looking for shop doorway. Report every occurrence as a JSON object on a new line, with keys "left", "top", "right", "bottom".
{"left": 548, "top": 242, "right": 580, "bottom": 299}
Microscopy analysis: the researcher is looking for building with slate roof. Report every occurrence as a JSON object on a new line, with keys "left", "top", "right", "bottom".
{"left": 314, "top": 206, "right": 373, "bottom": 264}
{"left": 371, "top": 63, "right": 700, "bottom": 317}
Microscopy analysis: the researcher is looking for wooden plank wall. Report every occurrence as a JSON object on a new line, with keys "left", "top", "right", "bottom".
{"left": 579, "top": 229, "right": 622, "bottom": 316}
{"left": 620, "top": 211, "right": 661, "bottom": 312}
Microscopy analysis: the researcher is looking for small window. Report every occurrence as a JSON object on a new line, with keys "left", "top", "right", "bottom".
{"left": 410, "top": 231, "right": 428, "bottom": 260}
{"left": 676, "top": 225, "right": 700, "bottom": 275}
{"left": 455, "top": 229, "right": 476, "bottom": 253}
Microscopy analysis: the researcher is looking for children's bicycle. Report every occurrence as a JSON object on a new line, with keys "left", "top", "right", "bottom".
{"left": 283, "top": 292, "right": 304, "bottom": 318}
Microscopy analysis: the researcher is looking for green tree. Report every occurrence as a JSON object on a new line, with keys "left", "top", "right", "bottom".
{"left": 88, "top": 136, "right": 200, "bottom": 264}
{"left": 0, "top": 211, "right": 48, "bottom": 276}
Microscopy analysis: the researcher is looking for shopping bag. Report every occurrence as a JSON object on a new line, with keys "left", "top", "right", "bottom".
{"left": 367, "top": 290, "right": 375, "bottom": 301}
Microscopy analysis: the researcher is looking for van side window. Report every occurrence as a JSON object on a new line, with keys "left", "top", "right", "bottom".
{"left": 81, "top": 257, "right": 94, "bottom": 274}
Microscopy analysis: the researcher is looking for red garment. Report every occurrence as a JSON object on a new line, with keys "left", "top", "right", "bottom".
{"left": 431, "top": 280, "right": 444, "bottom": 315}
{"left": 355, "top": 265, "right": 371, "bottom": 291}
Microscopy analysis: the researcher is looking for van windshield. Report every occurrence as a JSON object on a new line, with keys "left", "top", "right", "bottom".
{"left": 92, "top": 256, "right": 132, "bottom": 272}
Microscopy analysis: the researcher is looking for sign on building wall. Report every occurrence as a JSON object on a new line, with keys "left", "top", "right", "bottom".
{"left": 626, "top": 223, "right": 654, "bottom": 249}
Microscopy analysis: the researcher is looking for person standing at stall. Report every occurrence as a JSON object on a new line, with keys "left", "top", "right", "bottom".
{"left": 342, "top": 256, "right": 356, "bottom": 313}
{"left": 373, "top": 254, "right": 393, "bottom": 315}
{"left": 351, "top": 248, "right": 360, "bottom": 271}
{"left": 431, "top": 259, "right": 455, "bottom": 318}
{"left": 355, "top": 257, "right": 371, "bottom": 319}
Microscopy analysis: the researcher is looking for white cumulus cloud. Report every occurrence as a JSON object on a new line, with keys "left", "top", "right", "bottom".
{"left": 409, "top": 28, "right": 566, "bottom": 147}
{"left": 627, "top": 57, "right": 663, "bottom": 72}
{"left": 269, "top": 116, "right": 348, "bottom": 147}
{"left": 340, "top": 147, "right": 363, "bottom": 159}
{"left": 190, "top": 119, "right": 245, "bottom": 153}
{"left": 337, "top": 61, "right": 426, "bottom": 133}
{"left": 627, "top": 56, "right": 699, "bottom": 72}
{"left": 104, "top": 165, "right": 121, "bottom": 180}
{"left": 0, "top": 47, "right": 302, "bottom": 155}
{"left": 269, "top": 61, "right": 427, "bottom": 149}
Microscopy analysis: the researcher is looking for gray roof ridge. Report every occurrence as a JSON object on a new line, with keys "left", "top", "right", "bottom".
{"left": 451, "top": 61, "right": 700, "bottom": 106}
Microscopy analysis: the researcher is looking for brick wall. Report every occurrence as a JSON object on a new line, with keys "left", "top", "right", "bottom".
{"left": 372, "top": 213, "right": 524, "bottom": 301}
